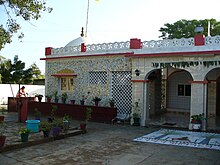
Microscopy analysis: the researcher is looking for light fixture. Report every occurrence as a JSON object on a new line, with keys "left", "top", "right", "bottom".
{"left": 135, "top": 69, "right": 140, "bottom": 76}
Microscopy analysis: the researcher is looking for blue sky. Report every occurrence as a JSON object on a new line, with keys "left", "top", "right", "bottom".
{"left": 0, "top": 0, "right": 220, "bottom": 74}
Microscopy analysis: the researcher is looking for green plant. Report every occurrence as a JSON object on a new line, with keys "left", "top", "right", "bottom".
{"left": 35, "top": 94, "right": 43, "bottom": 98}
{"left": 40, "top": 120, "right": 52, "bottom": 131}
{"left": 92, "top": 96, "right": 101, "bottom": 102}
{"left": 191, "top": 113, "right": 206, "bottom": 124}
{"left": 18, "top": 127, "right": 30, "bottom": 135}
{"left": 63, "top": 114, "right": 71, "bottom": 122}
{"left": 52, "top": 118, "right": 64, "bottom": 127}
{"left": 132, "top": 101, "right": 140, "bottom": 119}
{"left": 54, "top": 91, "right": 59, "bottom": 99}
{"left": 61, "top": 93, "right": 68, "bottom": 99}
{"left": 109, "top": 98, "right": 115, "bottom": 107}
{"left": 45, "top": 95, "right": 53, "bottom": 99}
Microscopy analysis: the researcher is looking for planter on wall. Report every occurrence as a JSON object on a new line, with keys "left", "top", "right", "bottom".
{"left": 0, "top": 116, "right": 4, "bottom": 122}
{"left": 70, "top": 100, "right": 75, "bottom": 104}
{"left": 0, "top": 136, "right": 6, "bottom": 148}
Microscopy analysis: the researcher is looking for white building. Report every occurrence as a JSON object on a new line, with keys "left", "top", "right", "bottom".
{"left": 42, "top": 31, "right": 220, "bottom": 131}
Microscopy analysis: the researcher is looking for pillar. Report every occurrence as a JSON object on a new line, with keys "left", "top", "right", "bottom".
{"left": 190, "top": 81, "right": 208, "bottom": 130}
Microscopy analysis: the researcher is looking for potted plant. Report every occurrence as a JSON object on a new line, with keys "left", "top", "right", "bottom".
{"left": 92, "top": 96, "right": 101, "bottom": 106}
{"left": 54, "top": 91, "right": 59, "bottom": 103}
{"left": 109, "top": 98, "right": 115, "bottom": 108}
{"left": 63, "top": 114, "right": 71, "bottom": 132}
{"left": 40, "top": 120, "right": 52, "bottom": 138}
{"left": 70, "top": 97, "right": 75, "bottom": 104}
{"left": 51, "top": 118, "right": 63, "bottom": 137}
{"left": 18, "top": 127, "right": 31, "bottom": 142}
{"left": 34, "top": 108, "right": 41, "bottom": 120}
{"left": 190, "top": 113, "right": 206, "bottom": 130}
{"left": 61, "top": 92, "right": 68, "bottom": 104}
{"left": 80, "top": 95, "right": 86, "bottom": 105}
{"left": 35, "top": 94, "right": 43, "bottom": 102}
{"left": 132, "top": 101, "right": 140, "bottom": 126}
{"left": 80, "top": 107, "right": 93, "bottom": 131}
{"left": 0, "top": 121, "right": 7, "bottom": 148}
{"left": 45, "top": 95, "right": 52, "bottom": 103}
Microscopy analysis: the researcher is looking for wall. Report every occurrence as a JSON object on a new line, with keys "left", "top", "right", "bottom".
{"left": 45, "top": 56, "right": 131, "bottom": 107}
{"left": 0, "top": 84, "right": 45, "bottom": 104}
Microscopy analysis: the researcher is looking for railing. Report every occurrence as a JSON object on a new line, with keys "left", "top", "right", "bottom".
{"left": 51, "top": 36, "right": 220, "bottom": 56}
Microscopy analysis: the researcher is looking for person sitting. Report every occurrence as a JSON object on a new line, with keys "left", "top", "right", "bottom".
{"left": 16, "top": 86, "right": 27, "bottom": 97}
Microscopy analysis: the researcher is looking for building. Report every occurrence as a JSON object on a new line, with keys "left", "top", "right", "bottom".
{"left": 41, "top": 31, "right": 220, "bottom": 131}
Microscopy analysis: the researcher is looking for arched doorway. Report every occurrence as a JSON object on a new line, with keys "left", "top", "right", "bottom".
{"left": 146, "top": 67, "right": 193, "bottom": 128}
{"left": 205, "top": 68, "right": 220, "bottom": 130}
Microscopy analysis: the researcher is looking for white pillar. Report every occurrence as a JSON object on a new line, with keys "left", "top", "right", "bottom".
{"left": 190, "top": 81, "right": 208, "bottom": 130}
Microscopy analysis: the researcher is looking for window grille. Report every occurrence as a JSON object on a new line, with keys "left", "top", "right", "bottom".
{"left": 89, "top": 71, "right": 107, "bottom": 85}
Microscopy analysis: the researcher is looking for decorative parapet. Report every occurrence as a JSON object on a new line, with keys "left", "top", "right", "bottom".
{"left": 49, "top": 36, "right": 220, "bottom": 57}
{"left": 142, "top": 37, "right": 194, "bottom": 48}
{"left": 205, "top": 35, "right": 220, "bottom": 45}
{"left": 51, "top": 41, "right": 130, "bottom": 56}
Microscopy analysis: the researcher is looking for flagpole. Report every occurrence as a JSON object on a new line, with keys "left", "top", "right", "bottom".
{"left": 208, "top": 20, "right": 211, "bottom": 36}
{"left": 85, "top": 0, "right": 90, "bottom": 37}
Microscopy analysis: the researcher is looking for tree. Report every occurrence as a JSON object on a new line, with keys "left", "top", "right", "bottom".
{"left": 159, "top": 19, "right": 220, "bottom": 39}
{"left": 0, "top": 0, "right": 52, "bottom": 50}
{"left": 0, "top": 55, "right": 33, "bottom": 84}
{"left": 31, "top": 62, "right": 44, "bottom": 79}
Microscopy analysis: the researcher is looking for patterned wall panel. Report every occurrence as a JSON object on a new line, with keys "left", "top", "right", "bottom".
{"left": 111, "top": 71, "right": 132, "bottom": 114}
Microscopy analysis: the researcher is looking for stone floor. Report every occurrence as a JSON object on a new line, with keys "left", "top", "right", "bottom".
{"left": 0, "top": 111, "right": 220, "bottom": 165}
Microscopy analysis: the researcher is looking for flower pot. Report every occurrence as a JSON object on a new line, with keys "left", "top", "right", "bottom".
{"left": 63, "top": 121, "right": 70, "bottom": 132}
{"left": 80, "top": 123, "right": 87, "bottom": 130}
{"left": 133, "top": 117, "right": 140, "bottom": 126}
{"left": 110, "top": 103, "right": 114, "bottom": 108}
{"left": 38, "top": 97, "right": 42, "bottom": 102}
{"left": 80, "top": 100, "right": 85, "bottom": 105}
{"left": 0, "top": 136, "right": 6, "bottom": 148}
{"left": 42, "top": 130, "right": 50, "bottom": 138}
{"left": 62, "top": 98, "right": 66, "bottom": 104}
{"left": 0, "top": 116, "right": 4, "bottom": 122}
{"left": 70, "top": 100, "right": 75, "bottom": 104}
{"left": 20, "top": 133, "right": 29, "bottom": 142}
{"left": 191, "top": 123, "right": 201, "bottom": 130}
{"left": 47, "top": 98, "right": 52, "bottom": 103}
{"left": 52, "top": 127, "right": 61, "bottom": 137}
{"left": 55, "top": 98, "right": 59, "bottom": 103}
{"left": 94, "top": 101, "right": 99, "bottom": 106}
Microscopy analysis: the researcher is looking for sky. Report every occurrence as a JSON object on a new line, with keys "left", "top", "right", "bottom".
{"left": 0, "top": 0, "right": 220, "bottom": 74}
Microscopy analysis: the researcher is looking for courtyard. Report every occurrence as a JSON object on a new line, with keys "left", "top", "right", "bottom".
{"left": 0, "top": 108, "right": 220, "bottom": 165}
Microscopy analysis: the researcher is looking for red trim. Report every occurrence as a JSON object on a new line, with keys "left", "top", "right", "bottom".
{"left": 125, "top": 50, "right": 220, "bottom": 58}
{"left": 51, "top": 74, "right": 77, "bottom": 77}
{"left": 40, "top": 52, "right": 134, "bottom": 60}
{"left": 188, "top": 80, "right": 208, "bottom": 84}
{"left": 131, "top": 80, "right": 151, "bottom": 83}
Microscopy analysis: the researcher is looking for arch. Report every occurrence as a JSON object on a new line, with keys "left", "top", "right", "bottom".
{"left": 204, "top": 67, "right": 220, "bottom": 130}
{"left": 167, "top": 70, "right": 193, "bottom": 112}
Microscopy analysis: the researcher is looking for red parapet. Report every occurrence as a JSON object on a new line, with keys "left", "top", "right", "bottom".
{"left": 45, "top": 47, "right": 53, "bottom": 55}
{"left": 194, "top": 34, "right": 205, "bottom": 46}
{"left": 130, "top": 38, "right": 142, "bottom": 49}
{"left": 81, "top": 43, "right": 86, "bottom": 52}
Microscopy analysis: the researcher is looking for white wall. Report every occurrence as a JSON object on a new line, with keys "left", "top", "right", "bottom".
{"left": 0, "top": 84, "right": 45, "bottom": 104}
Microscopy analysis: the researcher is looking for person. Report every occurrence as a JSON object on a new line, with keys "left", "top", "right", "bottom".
{"left": 16, "top": 86, "right": 27, "bottom": 97}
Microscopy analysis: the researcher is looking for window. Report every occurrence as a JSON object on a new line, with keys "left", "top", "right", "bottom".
{"left": 89, "top": 71, "right": 107, "bottom": 85}
{"left": 178, "top": 84, "right": 191, "bottom": 96}
{"left": 61, "top": 77, "right": 74, "bottom": 91}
